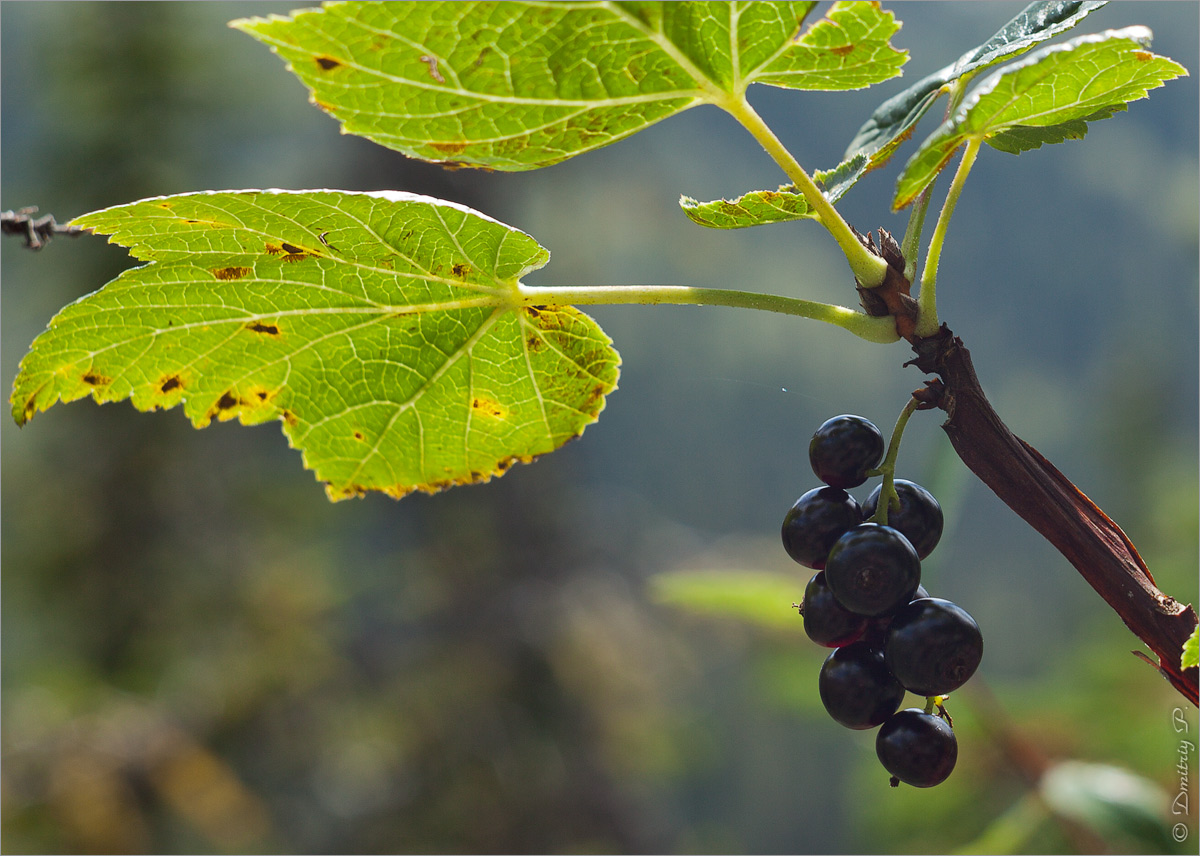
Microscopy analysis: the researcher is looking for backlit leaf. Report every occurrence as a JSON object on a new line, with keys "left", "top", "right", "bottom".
{"left": 843, "top": 1, "right": 1109, "bottom": 172}
{"left": 1183, "top": 625, "right": 1199, "bottom": 671}
{"left": 679, "top": 187, "right": 813, "bottom": 229}
{"left": 231, "top": 1, "right": 905, "bottom": 171}
{"left": 894, "top": 27, "right": 1187, "bottom": 208}
{"left": 10, "top": 190, "right": 620, "bottom": 501}
{"left": 678, "top": 154, "right": 863, "bottom": 229}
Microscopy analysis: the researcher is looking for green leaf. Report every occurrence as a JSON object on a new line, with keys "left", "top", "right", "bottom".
{"left": 10, "top": 190, "right": 620, "bottom": 501}
{"left": 1183, "top": 624, "right": 1199, "bottom": 670}
{"left": 650, "top": 569, "right": 804, "bottom": 632}
{"left": 231, "top": 1, "right": 904, "bottom": 171}
{"left": 679, "top": 186, "right": 813, "bottom": 229}
{"left": 894, "top": 27, "right": 1188, "bottom": 209}
{"left": 843, "top": 1, "right": 1109, "bottom": 172}
{"left": 1039, "top": 762, "right": 1176, "bottom": 853}
{"left": 678, "top": 154, "right": 864, "bottom": 229}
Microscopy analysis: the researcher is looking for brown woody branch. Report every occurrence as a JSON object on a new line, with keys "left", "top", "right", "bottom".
{"left": 854, "top": 228, "right": 1198, "bottom": 704}
{"left": 909, "top": 325, "right": 1198, "bottom": 705}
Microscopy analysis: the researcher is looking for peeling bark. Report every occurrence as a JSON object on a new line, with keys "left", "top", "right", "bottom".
{"left": 908, "top": 325, "right": 1198, "bottom": 705}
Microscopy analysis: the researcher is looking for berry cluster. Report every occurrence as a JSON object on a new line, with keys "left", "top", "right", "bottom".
{"left": 783, "top": 415, "right": 982, "bottom": 788}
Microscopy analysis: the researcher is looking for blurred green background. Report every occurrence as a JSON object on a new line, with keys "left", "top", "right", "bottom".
{"left": 2, "top": 2, "right": 1196, "bottom": 853}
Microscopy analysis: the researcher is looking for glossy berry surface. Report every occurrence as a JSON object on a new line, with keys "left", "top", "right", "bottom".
{"left": 862, "top": 584, "right": 929, "bottom": 646}
{"left": 818, "top": 642, "right": 905, "bottom": 730}
{"left": 875, "top": 709, "right": 958, "bottom": 787}
{"left": 824, "top": 523, "right": 920, "bottom": 617}
{"left": 809, "top": 415, "right": 884, "bottom": 489}
{"left": 782, "top": 487, "right": 862, "bottom": 569}
{"left": 862, "top": 480, "right": 944, "bottom": 559}
{"left": 885, "top": 598, "right": 983, "bottom": 696}
{"left": 802, "top": 572, "right": 868, "bottom": 647}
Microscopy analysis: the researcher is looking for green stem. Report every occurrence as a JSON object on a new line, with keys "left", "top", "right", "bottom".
{"left": 915, "top": 136, "right": 982, "bottom": 338}
{"left": 516, "top": 283, "right": 900, "bottom": 344}
{"left": 869, "top": 396, "right": 921, "bottom": 526}
{"left": 900, "top": 185, "right": 933, "bottom": 284}
{"left": 720, "top": 95, "right": 890, "bottom": 289}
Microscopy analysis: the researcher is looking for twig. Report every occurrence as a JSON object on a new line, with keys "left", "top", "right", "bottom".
{"left": 2, "top": 207, "right": 85, "bottom": 250}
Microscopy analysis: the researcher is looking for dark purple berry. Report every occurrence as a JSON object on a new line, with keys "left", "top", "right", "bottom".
{"left": 802, "top": 572, "right": 868, "bottom": 647}
{"left": 884, "top": 598, "right": 982, "bottom": 696}
{"left": 863, "top": 480, "right": 943, "bottom": 559}
{"left": 782, "top": 487, "right": 862, "bottom": 569}
{"left": 818, "top": 642, "right": 905, "bottom": 730}
{"left": 824, "top": 523, "right": 920, "bottom": 617}
{"left": 876, "top": 708, "right": 957, "bottom": 787}
{"left": 809, "top": 415, "right": 884, "bottom": 489}
{"left": 862, "top": 585, "right": 930, "bottom": 646}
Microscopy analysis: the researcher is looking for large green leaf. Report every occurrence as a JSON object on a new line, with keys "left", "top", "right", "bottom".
{"left": 231, "top": 1, "right": 905, "bottom": 171}
{"left": 894, "top": 27, "right": 1188, "bottom": 208}
{"left": 10, "top": 190, "right": 620, "bottom": 501}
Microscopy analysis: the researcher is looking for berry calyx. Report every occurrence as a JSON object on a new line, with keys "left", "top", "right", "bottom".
{"left": 884, "top": 598, "right": 983, "bottom": 696}
{"left": 818, "top": 642, "right": 905, "bottom": 730}
{"left": 824, "top": 523, "right": 920, "bottom": 617}
{"left": 876, "top": 708, "right": 957, "bottom": 787}
{"left": 782, "top": 487, "right": 862, "bottom": 569}
{"left": 863, "top": 480, "right": 944, "bottom": 559}
{"left": 802, "top": 572, "right": 868, "bottom": 647}
{"left": 809, "top": 415, "right": 884, "bottom": 489}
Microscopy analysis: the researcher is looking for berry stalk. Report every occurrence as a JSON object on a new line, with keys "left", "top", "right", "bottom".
{"left": 869, "top": 396, "right": 922, "bottom": 527}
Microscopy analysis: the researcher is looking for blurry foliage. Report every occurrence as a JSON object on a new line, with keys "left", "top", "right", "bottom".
{"left": 2, "top": 2, "right": 1197, "bottom": 854}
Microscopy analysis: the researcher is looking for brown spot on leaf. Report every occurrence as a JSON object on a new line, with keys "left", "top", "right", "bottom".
{"left": 452, "top": 262, "right": 470, "bottom": 277}
{"left": 1134, "top": 50, "right": 1153, "bottom": 62}
{"left": 526, "top": 335, "right": 544, "bottom": 352}
{"left": 430, "top": 140, "right": 468, "bottom": 155}
{"left": 254, "top": 390, "right": 269, "bottom": 401}
{"left": 81, "top": 371, "right": 110, "bottom": 386}
{"left": 831, "top": 43, "right": 855, "bottom": 57}
{"left": 281, "top": 410, "right": 300, "bottom": 428}
{"left": 315, "top": 55, "right": 343, "bottom": 71}
{"left": 524, "top": 305, "right": 545, "bottom": 318}
{"left": 353, "top": 430, "right": 365, "bottom": 441}
{"left": 246, "top": 321, "right": 280, "bottom": 336}
{"left": 216, "top": 392, "right": 239, "bottom": 410}
{"left": 213, "top": 266, "right": 251, "bottom": 281}
{"left": 471, "top": 397, "right": 507, "bottom": 419}
{"left": 160, "top": 375, "right": 183, "bottom": 393}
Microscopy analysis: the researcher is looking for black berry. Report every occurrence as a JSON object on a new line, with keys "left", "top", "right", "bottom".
{"left": 824, "top": 523, "right": 920, "bottom": 617}
{"left": 862, "top": 584, "right": 929, "bottom": 646}
{"left": 862, "top": 480, "right": 944, "bottom": 559}
{"left": 802, "top": 572, "right": 868, "bottom": 647}
{"left": 876, "top": 708, "right": 957, "bottom": 787}
{"left": 818, "top": 642, "right": 905, "bottom": 730}
{"left": 884, "top": 598, "right": 983, "bottom": 696}
{"left": 782, "top": 487, "right": 862, "bottom": 569}
{"left": 809, "top": 415, "right": 884, "bottom": 489}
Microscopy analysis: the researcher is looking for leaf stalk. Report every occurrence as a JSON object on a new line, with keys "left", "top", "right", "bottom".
{"left": 516, "top": 283, "right": 899, "bottom": 343}
{"left": 915, "top": 136, "right": 982, "bottom": 338}
{"left": 719, "top": 96, "right": 891, "bottom": 289}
